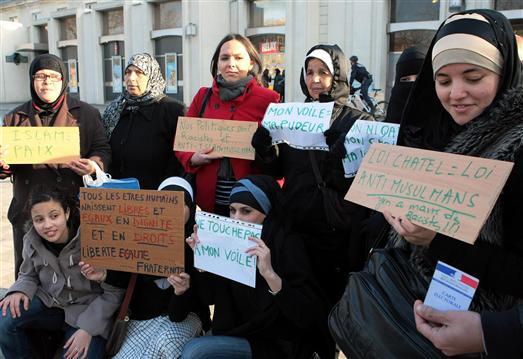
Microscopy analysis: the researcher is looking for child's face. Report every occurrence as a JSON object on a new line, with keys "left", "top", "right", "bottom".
{"left": 31, "top": 199, "right": 70, "bottom": 244}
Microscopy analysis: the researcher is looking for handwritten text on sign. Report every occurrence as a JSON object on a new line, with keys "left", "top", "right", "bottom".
{"left": 345, "top": 144, "right": 513, "bottom": 244}
{"left": 194, "top": 211, "right": 261, "bottom": 287}
{"left": 174, "top": 117, "right": 258, "bottom": 160}
{"left": 262, "top": 102, "right": 333, "bottom": 150}
{"left": 80, "top": 188, "right": 185, "bottom": 276}
{"left": 342, "top": 120, "right": 400, "bottom": 178}
{"left": 0, "top": 127, "right": 80, "bottom": 164}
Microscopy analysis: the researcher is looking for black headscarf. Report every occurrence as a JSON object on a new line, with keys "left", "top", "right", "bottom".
{"left": 29, "top": 54, "right": 68, "bottom": 111}
{"left": 299, "top": 44, "right": 350, "bottom": 107}
{"left": 398, "top": 9, "right": 523, "bottom": 150}
{"left": 384, "top": 47, "right": 426, "bottom": 124}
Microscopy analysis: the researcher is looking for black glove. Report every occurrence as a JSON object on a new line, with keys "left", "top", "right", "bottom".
{"left": 330, "top": 132, "right": 347, "bottom": 158}
{"left": 324, "top": 129, "right": 347, "bottom": 158}
{"left": 251, "top": 126, "right": 273, "bottom": 156}
{"left": 324, "top": 128, "right": 341, "bottom": 147}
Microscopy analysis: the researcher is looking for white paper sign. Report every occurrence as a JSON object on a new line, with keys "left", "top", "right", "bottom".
{"left": 194, "top": 211, "right": 262, "bottom": 287}
{"left": 424, "top": 261, "right": 479, "bottom": 311}
{"left": 261, "top": 102, "right": 333, "bottom": 150}
{"left": 342, "top": 119, "right": 400, "bottom": 178}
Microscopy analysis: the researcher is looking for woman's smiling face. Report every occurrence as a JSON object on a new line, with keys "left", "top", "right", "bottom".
{"left": 435, "top": 63, "right": 500, "bottom": 125}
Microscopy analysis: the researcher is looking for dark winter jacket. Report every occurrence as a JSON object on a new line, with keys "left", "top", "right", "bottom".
{"left": 349, "top": 63, "right": 372, "bottom": 85}
{"left": 107, "top": 96, "right": 185, "bottom": 190}
{"left": 481, "top": 305, "right": 523, "bottom": 358}
{"left": 3, "top": 96, "right": 111, "bottom": 225}
{"left": 176, "top": 77, "right": 279, "bottom": 212}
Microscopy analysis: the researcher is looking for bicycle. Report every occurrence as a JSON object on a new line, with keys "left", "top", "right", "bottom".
{"left": 348, "top": 87, "right": 388, "bottom": 121}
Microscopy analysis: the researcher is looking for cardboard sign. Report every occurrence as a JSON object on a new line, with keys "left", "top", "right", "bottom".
{"left": 342, "top": 119, "right": 400, "bottom": 178}
{"left": 345, "top": 143, "right": 513, "bottom": 244}
{"left": 173, "top": 116, "right": 258, "bottom": 160}
{"left": 80, "top": 188, "right": 185, "bottom": 277}
{"left": 0, "top": 127, "right": 80, "bottom": 164}
{"left": 194, "top": 211, "right": 261, "bottom": 287}
{"left": 261, "top": 102, "right": 333, "bottom": 150}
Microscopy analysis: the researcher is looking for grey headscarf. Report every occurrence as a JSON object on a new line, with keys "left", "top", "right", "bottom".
{"left": 102, "top": 53, "right": 166, "bottom": 137}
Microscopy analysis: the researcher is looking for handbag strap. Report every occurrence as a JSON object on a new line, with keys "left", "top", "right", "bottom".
{"left": 117, "top": 273, "right": 137, "bottom": 320}
{"left": 308, "top": 150, "right": 325, "bottom": 187}
{"left": 198, "top": 87, "right": 213, "bottom": 118}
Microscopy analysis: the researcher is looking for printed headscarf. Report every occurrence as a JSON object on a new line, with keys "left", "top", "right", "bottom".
{"left": 29, "top": 54, "right": 68, "bottom": 111}
{"left": 102, "top": 53, "right": 166, "bottom": 137}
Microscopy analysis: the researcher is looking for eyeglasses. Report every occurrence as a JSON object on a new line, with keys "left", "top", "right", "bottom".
{"left": 33, "top": 73, "right": 63, "bottom": 82}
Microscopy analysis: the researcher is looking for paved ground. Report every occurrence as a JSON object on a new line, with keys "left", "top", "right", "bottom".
{"left": 0, "top": 179, "right": 14, "bottom": 289}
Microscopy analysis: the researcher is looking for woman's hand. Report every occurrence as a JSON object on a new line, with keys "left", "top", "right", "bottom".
{"left": 186, "top": 225, "right": 200, "bottom": 251}
{"left": 189, "top": 147, "right": 223, "bottom": 167}
{"left": 413, "top": 300, "right": 484, "bottom": 356}
{"left": 383, "top": 211, "right": 437, "bottom": 246}
{"left": 0, "top": 155, "right": 13, "bottom": 179}
{"left": 67, "top": 158, "right": 95, "bottom": 176}
{"left": 0, "top": 292, "right": 29, "bottom": 318}
{"left": 167, "top": 273, "right": 191, "bottom": 295}
{"left": 246, "top": 237, "right": 282, "bottom": 294}
{"left": 78, "top": 262, "right": 106, "bottom": 283}
{"left": 246, "top": 237, "right": 274, "bottom": 278}
{"left": 64, "top": 328, "right": 92, "bottom": 359}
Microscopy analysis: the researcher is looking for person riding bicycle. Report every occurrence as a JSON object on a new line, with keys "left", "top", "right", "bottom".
{"left": 349, "top": 55, "right": 373, "bottom": 110}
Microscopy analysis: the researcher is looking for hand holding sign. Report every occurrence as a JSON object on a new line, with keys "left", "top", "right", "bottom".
{"left": 383, "top": 211, "right": 437, "bottom": 246}
{"left": 189, "top": 147, "right": 223, "bottom": 166}
{"left": 167, "top": 273, "right": 191, "bottom": 296}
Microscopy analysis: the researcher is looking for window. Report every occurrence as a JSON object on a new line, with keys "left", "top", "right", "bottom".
{"left": 389, "top": 30, "right": 435, "bottom": 52}
{"left": 154, "top": 1, "right": 182, "bottom": 30}
{"left": 448, "top": 0, "right": 464, "bottom": 13}
{"left": 61, "top": 46, "right": 79, "bottom": 97}
{"left": 60, "top": 16, "right": 77, "bottom": 40}
{"left": 103, "top": 8, "right": 124, "bottom": 35}
{"left": 495, "top": 0, "right": 523, "bottom": 11}
{"left": 155, "top": 37, "right": 183, "bottom": 101}
{"left": 249, "top": 0, "right": 286, "bottom": 27}
{"left": 390, "top": 0, "right": 440, "bottom": 23}
{"left": 37, "top": 24, "right": 48, "bottom": 44}
{"left": 103, "top": 41, "right": 125, "bottom": 101}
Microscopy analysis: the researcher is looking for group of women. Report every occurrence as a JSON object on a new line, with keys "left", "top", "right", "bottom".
{"left": 0, "top": 7, "right": 522, "bottom": 359}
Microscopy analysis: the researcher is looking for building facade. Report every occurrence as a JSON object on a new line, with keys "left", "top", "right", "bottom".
{"left": 1, "top": 0, "right": 522, "bottom": 105}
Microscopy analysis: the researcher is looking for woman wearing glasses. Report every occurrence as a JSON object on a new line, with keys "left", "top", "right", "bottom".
{"left": 2, "top": 54, "right": 111, "bottom": 279}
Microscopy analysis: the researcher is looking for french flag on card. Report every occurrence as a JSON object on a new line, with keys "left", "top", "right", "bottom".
{"left": 424, "top": 261, "right": 479, "bottom": 311}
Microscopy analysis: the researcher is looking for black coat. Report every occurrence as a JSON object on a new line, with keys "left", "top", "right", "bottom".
{"left": 481, "top": 305, "right": 523, "bottom": 358}
{"left": 108, "top": 97, "right": 185, "bottom": 190}
{"left": 3, "top": 96, "right": 111, "bottom": 225}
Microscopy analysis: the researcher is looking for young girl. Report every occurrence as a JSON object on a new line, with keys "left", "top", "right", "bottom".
{"left": 170, "top": 175, "right": 328, "bottom": 359}
{"left": 0, "top": 185, "right": 123, "bottom": 359}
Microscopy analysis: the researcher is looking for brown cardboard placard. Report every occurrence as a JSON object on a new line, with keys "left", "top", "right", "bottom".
{"left": 345, "top": 143, "right": 514, "bottom": 244}
{"left": 0, "top": 127, "right": 80, "bottom": 164}
{"left": 173, "top": 116, "right": 258, "bottom": 160}
{"left": 80, "top": 188, "right": 185, "bottom": 276}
